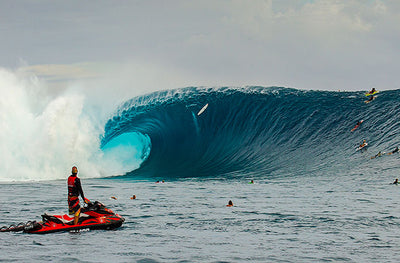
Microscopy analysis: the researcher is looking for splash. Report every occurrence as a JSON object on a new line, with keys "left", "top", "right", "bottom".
{"left": 0, "top": 68, "right": 147, "bottom": 181}
{"left": 0, "top": 69, "right": 101, "bottom": 181}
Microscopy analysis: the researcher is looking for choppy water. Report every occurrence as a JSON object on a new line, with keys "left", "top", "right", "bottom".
{"left": 2, "top": 174, "right": 400, "bottom": 262}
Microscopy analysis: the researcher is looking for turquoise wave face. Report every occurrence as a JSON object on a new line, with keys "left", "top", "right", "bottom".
{"left": 102, "top": 87, "right": 400, "bottom": 179}
{"left": 101, "top": 132, "right": 151, "bottom": 174}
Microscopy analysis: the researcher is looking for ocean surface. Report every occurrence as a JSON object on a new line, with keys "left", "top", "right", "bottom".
{"left": 1, "top": 87, "right": 400, "bottom": 262}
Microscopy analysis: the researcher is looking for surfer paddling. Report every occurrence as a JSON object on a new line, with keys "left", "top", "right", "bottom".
{"left": 370, "top": 146, "right": 398, "bottom": 158}
{"left": 367, "top": 88, "right": 376, "bottom": 95}
{"left": 351, "top": 120, "right": 363, "bottom": 132}
{"left": 371, "top": 151, "right": 384, "bottom": 159}
{"left": 356, "top": 140, "right": 368, "bottom": 152}
{"left": 387, "top": 146, "right": 399, "bottom": 155}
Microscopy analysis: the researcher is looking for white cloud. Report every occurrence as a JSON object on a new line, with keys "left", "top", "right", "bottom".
{"left": 18, "top": 63, "right": 99, "bottom": 81}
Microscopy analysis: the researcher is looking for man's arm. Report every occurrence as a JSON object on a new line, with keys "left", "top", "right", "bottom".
{"left": 75, "top": 178, "right": 85, "bottom": 200}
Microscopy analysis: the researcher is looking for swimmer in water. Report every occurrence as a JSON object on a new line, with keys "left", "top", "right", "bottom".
{"left": 359, "top": 139, "right": 367, "bottom": 148}
{"left": 388, "top": 146, "right": 399, "bottom": 155}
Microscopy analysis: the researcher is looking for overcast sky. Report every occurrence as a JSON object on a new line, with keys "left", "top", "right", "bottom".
{"left": 1, "top": 0, "right": 399, "bottom": 92}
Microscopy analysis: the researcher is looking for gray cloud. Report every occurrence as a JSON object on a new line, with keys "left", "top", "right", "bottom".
{"left": 1, "top": 0, "right": 399, "bottom": 91}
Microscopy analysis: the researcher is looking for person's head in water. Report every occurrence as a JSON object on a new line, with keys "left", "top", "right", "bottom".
{"left": 227, "top": 200, "right": 233, "bottom": 207}
{"left": 71, "top": 166, "right": 78, "bottom": 176}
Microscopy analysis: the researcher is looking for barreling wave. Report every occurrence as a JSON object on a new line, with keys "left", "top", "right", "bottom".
{"left": 101, "top": 87, "right": 400, "bottom": 179}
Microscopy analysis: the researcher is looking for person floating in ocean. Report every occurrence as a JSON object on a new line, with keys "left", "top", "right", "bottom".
{"left": 392, "top": 179, "right": 399, "bottom": 185}
{"left": 351, "top": 120, "right": 364, "bottom": 132}
{"left": 387, "top": 146, "right": 399, "bottom": 155}
{"left": 392, "top": 146, "right": 399, "bottom": 154}
{"left": 67, "top": 166, "right": 90, "bottom": 225}
{"left": 356, "top": 139, "right": 368, "bottom": 152}
{"left": 111, "top": 196, "right": 117, "bottom": 200}
{"left": 249, "top": 180, "right": 254, "bottom": 184}
{"left": 130, "top": 195, "right": 136, "bottom": 200}
{"left": 226, "top": 200, "right": 233, "bottom": 207}
{"left": 371, "top": 151, "right": 384, "bottom": 159}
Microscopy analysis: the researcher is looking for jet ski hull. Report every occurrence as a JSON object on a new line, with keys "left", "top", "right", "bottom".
{"left": 23, "top": 201, "right": 125, "bottom": 234}
{"left": 24, "top": 215, "right": 124, "bottom": 234}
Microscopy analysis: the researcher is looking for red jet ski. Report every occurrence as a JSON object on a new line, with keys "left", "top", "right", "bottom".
{"left": 1, "top": 201, "right": 124, "bottom": 234}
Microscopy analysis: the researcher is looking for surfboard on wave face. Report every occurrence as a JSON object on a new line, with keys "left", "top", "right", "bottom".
{"left": 197, "top": 103, "right": 209, "bottom": 116}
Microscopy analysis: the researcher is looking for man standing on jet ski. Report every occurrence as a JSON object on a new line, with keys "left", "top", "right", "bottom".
{"left": 68, "top": 166, "right": 90, "bottom": 225}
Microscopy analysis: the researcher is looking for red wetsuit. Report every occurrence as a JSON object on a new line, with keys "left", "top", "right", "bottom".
{"left": 68, "top": 175, "right": 85, "bottom": 214}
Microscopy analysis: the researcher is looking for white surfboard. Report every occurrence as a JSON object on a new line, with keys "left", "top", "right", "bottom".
{"left": 197, "top": 103, "right": 209, "bottom": 116}
{"left": 356, "top": 142, "right": 368, "bottom": 152}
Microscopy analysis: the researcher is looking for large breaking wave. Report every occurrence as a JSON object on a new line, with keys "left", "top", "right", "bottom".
{"left": 2, "top": 64, "right": 399, "bottom": 182}
{"left": 102, "top": 87, "right": 400, "bottom": 179}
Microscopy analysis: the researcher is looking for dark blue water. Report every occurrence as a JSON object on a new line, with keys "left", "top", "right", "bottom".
{"left": 103, "top": 87, "right": 400, "bottom": 179}
{"left": 2, "top": 87, "right": 400, "bottom": 262}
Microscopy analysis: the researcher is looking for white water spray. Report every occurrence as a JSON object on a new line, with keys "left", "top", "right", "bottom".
{"left": 0, "top": 62, "right": 189, "bottom": 181}
{"left": 0, "top": 68, "right": 105, "bottom": 181}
